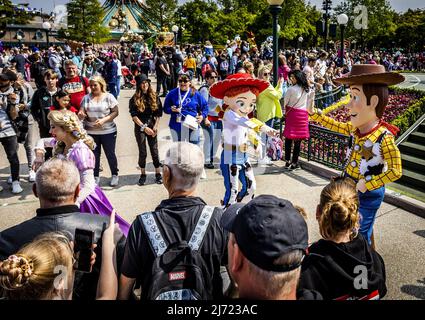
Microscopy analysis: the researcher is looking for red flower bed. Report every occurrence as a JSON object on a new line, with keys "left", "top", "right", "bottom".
{"left": 326, "top": 93, "right": 420, "bottom": 123}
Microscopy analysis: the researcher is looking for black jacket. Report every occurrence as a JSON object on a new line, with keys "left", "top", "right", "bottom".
{"left": 299, "top": 235, "right": 387, "bottom": 300}
{"left": 31, "top": 87, "right": 57, "bottom": 131}
{"left": 0, "top": 205, "right": 126, "bottom": 300}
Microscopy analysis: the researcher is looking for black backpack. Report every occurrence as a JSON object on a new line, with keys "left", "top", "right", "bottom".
{"left": 139, "top": 206, "right": 215, "bottom": 300}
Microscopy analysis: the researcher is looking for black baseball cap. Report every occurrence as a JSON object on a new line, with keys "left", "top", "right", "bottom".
{"left": 221, "top": 195, "right": 308, "bottom": 272}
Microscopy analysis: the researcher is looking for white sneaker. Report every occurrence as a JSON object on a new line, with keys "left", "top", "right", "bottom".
{"left": 0, "top": 185, "right": 3, "bottom": 192}
{"left": 95, "top": 176, "right": 100, "bottom": 185}
{"left": 28, "top": 170, "right": 36, "bottom": 182}
{"left": 110, "top": 175, "right": 119, "bottom": 186}
{"left": 7, "top": 176, "right": 12, "bottom": 184}
{"left": 200, "top": 169, "right": 207, "bottom": 180}
{"left": 11, "top": 181, "right": 23, "bottom": 194}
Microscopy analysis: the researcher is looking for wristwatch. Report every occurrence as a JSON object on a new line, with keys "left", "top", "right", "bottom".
{"left": 140, "top": 124, "right": 148, "bottom": 132}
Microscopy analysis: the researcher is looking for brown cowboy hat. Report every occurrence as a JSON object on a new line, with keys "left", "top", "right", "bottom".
{"left": 334, "top": 64, "right": 405, "bottom": 86}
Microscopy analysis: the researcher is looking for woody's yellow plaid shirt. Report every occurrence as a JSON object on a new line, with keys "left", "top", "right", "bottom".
{"left": 310, "top": 112, "right": 402, "bottom": 191}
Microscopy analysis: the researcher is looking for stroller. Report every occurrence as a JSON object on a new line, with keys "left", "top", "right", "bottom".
{"left": 121, "top": 66, "right": 136, "bottom": 89}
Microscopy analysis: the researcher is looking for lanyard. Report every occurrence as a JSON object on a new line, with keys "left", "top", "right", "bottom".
{"left": 178, "top": 88, "right": 190, "bottom": 109}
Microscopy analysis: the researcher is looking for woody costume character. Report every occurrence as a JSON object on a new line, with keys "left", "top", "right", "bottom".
{"left": 308, "top": 64, "right": 404, "bottom": 245}
{"left": 210, "top": 73, "right": 277, "bottom": 207}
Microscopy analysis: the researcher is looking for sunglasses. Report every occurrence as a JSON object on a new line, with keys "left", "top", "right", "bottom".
{"left": 263, "top": 73, "right": 270, "bottom": 76}
{"left": 178, "top": 79, "right": 189, "bottom": 83}
{"left": 208, "top": 76, "right": 218, "bottom": 79}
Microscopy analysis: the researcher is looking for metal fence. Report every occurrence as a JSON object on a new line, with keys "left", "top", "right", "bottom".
{"left": 314, "top": 86, "right": 346, "bottom": 110}
{"left": 300, "top": 124, "right": 350, "bottom": 170}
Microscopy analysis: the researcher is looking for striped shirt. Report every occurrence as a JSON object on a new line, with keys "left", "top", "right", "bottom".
{"left": 81, "top": 93, "right": 118, "bottom": 135}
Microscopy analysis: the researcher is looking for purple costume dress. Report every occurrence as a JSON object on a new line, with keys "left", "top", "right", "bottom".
{"left": 36, "top": 139, "right": 130, "bottom": 236}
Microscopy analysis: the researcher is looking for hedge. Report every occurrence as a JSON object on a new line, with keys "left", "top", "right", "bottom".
{"left": 390, "top": 87, "right": 425, "bottom": 135}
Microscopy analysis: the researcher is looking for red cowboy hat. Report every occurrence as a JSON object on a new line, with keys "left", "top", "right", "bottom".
{"left": 210, "top": 73, "right": 269, "bottom": 99}
{"left": 334, "top": 64, "right": 405, "bottom": 86}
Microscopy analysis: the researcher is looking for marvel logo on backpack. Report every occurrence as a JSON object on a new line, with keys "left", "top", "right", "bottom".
{"left": 139, "top": 206, "right": 215, "bottom": 300}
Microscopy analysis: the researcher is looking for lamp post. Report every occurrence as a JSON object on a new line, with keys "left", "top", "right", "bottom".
{"left": 42, "top": 21, "right": 52, "bottom": 48}
{"left": 298, "top": 36, "right": 304, "bottom": 50}
{"left": 172, "top": 25, "right": 179, "bottom": 47}
{"left": 337, "top": 13, "right": 348, "bottom": 68}
{"left": 322, "top": 0, "right": 332, "bottom": 51}
{"left": 267, "top": 0, "right": 284, "bottom": 87}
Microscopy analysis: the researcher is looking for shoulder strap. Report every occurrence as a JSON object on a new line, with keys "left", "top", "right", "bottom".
{"left": 188, "top": 205, "right": 214, "bottom": 251}
{"left": 140, "top": 212, "right": 167, "bottom": 257}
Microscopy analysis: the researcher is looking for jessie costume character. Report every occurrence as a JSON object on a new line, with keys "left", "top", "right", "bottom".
{"left": 308, "top": 64, "right": 404, "bottom": 245}
{"left": 210, "top": 73, "right": 276, "bottom": 207}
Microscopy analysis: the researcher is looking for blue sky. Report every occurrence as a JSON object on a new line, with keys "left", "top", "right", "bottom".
{"left": 21, "top": 0, "right": 425, "bottom": 14}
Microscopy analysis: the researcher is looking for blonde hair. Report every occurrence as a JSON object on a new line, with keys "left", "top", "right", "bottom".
{"left": 47, "top": 110, "right": 95, "bottom": 156}
{"left": 318, "top": 178, "right": 360, "bottom": 240}
{"left": 257, "top": 65, "right": 272, "bottom": 80}
{"left": 89, "top": 76, "right": 107, "bottom": 93}
{"left": 0, "top": 233, "right": 74, "bottom": 300}
{"left": 243, "top": 61, "right": 255, "bottom": 75}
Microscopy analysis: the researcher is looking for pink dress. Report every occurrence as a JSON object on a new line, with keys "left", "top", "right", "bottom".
{"left": 38, "top": 139, "right": 130, "bottom": 236}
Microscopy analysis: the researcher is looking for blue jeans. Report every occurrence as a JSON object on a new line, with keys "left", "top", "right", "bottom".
{"left": 170, "top": 126, "right": 200, "bottom": 145}
{"left": 358, "top": 186, "right": 385, "bottom": 245}
{"left": 202, "top": 120, "right": 223, "bottom": 164}
{"left": 220, "top": 151, "right": 250, "bottom": 206}
{"left": 116, "top": 76, "right": 121, "bottom": 97}
{"left": 108, "top": 82, "right": 118, "bottom": 99}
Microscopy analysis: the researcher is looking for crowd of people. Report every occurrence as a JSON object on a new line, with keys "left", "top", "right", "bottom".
{"left": 0, "top": 144, "right": 387, "bottom": 301}
{"left": 0, "top": 36, "right": 414, "bottom": 300}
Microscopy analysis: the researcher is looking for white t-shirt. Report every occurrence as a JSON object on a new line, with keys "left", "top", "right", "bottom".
{"left": 284, "top": 85, "right": 308, "bottom": 110}
{"left": 81, "top": 93, "right": 118, "bottom": 135}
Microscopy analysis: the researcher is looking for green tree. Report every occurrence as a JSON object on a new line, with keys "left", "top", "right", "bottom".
{"left": 177, "top": 0, "right": 219, "bottom": 43}
{"left": 61, "top": 0, "right": 110, "bottom": 43}
{"left": 333, "top": 0, "right": 397, "bottom": 49}
{"left": 394, "top": 9, "right": 425, "bottom": 52}
{"left": 0, "top": 0, "right": 33, "bottom": 26}
{"left": 176, "top": 0, "right": 320, "bottom": 47}
{"left": 250, "top": 0, "right": 320, "bottom": 47}
{"left": 145, "top": 0, "right": 178, "bottom": 31}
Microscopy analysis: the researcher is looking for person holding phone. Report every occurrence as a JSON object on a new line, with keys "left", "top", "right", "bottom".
{"left": 0, "top": 210, "right": 119, "bottom": 300}
{"left": 163, "top": 72, "right": 208, "bottom": 146}
{"left": 256, "top": 65, "right": 284, "bottom": 165}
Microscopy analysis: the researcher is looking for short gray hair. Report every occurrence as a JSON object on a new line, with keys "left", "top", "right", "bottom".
{"left": 164, "top": 142, "right": 204, "bottom": 190}
{"left": 247, "top": 250, "right": 304, "bottom": 298}
{"left": 35, "top": 158, "right": 80, "bottom": 203}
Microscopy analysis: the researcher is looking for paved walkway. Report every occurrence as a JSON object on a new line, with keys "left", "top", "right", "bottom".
{"left": 399, "top": 73, "right": 425, "bottom": 91}
{"left": 1, "top": 84, "right": 425, "bottom": 300}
